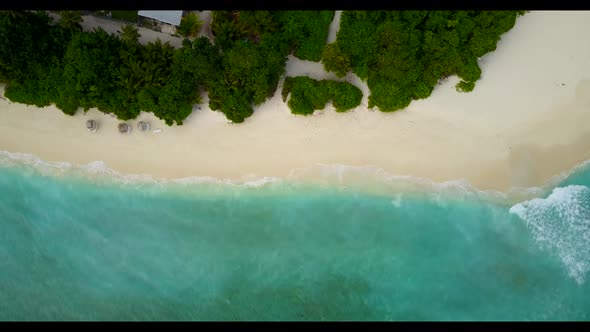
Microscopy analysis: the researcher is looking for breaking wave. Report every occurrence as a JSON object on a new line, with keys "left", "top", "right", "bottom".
{"left": 510, "top": 185, "right": 590, "bottom": 284}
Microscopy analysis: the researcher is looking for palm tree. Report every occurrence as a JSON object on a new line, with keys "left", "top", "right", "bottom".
{"left": 117, "top": 48, "right": 145, "bottom": 94}
{"left": 0, "top": 10, "right": 30, "bottom": 29}
{"left": 58, "top": 11, "right": 83, "bottom": 32}
{"left": 246, "top": 11, "right": 277, "bottom": 36}
{"left": 0, "top": 10, "right": 25, "bottom": 23}
{"left": 142, "top": 39, "right": 174, "bottom": 85}
{"left": 120, "top": 24, "right": 140, "bottom": 46}
{"left": 176, "top": 12, "right": 203, "bottom": 38}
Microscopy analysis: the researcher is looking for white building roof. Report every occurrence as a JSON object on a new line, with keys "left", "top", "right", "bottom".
{"left": 138, "top": 10, "right": 183, "bottom": 26}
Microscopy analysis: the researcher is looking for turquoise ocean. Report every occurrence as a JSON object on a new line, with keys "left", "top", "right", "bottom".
{"left": 0, "top": 150, "right": 589, "bottom": 321}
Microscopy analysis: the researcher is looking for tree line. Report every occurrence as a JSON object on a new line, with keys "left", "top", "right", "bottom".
{"left": 321, "top": 10, "right": 526, "bottom": 112}
{"left": 0, "top": 10, "right": 523, "bottom": 125}
{"left": 0, "top": 10, "right": 335, "bottom": 124}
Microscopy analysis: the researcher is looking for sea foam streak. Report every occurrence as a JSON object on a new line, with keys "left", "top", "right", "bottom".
{"left": 0, "top": 150, "right": 278, "bottom": 187}
{"left": 0, "top": 149, "right": 584, "bottom": 205}
{"left": 510, "top": 185, "right": 590, "bottom": 284}
{"left": 0, "top": 150, "right": 521, "bottom": 204}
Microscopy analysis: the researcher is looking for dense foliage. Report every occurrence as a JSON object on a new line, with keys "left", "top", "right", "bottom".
{"left": 0, "top": 11, "right": 334, "bottom": 125}
{"left": 0, "top": 11, "right": 207, "bottom": 125}
{"left": 0, "top": 10, "right": 523, "bottom": 125}
{"left": 57, "top": 11, "right": 83, "bottom": 32}
{"left": 273, "top": 11, "right": 335, "bottom": 62}
{"left": 282, "top": 76, "right": 362, "bottom": 115}
{"left": 206, "top": 10, "right": 333, "bottom": 122}
{"left": 322, "top": 10, "right": 525, "bottom": 112}
{"left": 176, "top": 12, "right": 203, "bottom": 38}
{"left": 0, "top": 11, "right": 73, "bottom": 106}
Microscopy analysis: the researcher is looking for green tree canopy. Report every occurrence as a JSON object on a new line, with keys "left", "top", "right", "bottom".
{"left": 0, "top": 10, "right": 524, "bottom": 125}
{"left": 321, "top": 43, "right": 351, "bottom": 78}
{"left": 322, "top": 10, "right": 523, "bottom": 113}
{"left": 58, "top": 11, "right": 83, "bottom": 32}
{"left": 176, "top": 12, "right": 203, "bottom": 38}
{"left": 120, "top": 24, "right": 140, "bottom": 46}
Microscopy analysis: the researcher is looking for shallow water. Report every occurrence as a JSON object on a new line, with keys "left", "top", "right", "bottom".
{"left": 0, "top": 152, "right": 589, "bottom": 320}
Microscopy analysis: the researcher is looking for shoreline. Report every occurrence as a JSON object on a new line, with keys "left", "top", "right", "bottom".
{"left": 1, "top": 11, "right": 590, "bottom": 197}
{"left": 2, "top": 147, "right": 588, "bottom": 208}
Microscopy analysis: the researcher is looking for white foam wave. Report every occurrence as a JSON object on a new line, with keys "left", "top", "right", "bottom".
{"left": 307, "top": 162, "right": 513, "bottom": 203}
{"left": 0, "top": 150, "right": 285, "bottom": 189}
{"left": 1, "top": 150, "right": 589, "bottom": 203}
{"left": 510, "top": 185, "right": 590, "bottom": 285}
{"left": 241, "top": 176, "right": 283, "bottom": 188}
{"left": 82, "top": 160, "right": 110, "bottom": 173}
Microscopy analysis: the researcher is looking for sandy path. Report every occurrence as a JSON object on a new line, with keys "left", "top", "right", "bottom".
{"left": 326, "top": 11, "right": 342, "bottom": 44}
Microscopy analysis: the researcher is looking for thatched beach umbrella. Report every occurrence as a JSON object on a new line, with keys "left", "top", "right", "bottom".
{"left": 118, "top": 122, "right": 131, "bottom": 134}
{"left": 86, "top": 119, "right": 98, "bottom": 132}
{"left": 137, "top": 121, "right": 150, "bottom": 132}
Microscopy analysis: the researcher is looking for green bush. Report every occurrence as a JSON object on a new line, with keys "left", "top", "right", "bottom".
{"left": 329, "top": 81, "right": 363, "bottom": 112}
{"left": 282, "top": 76, "right": 362, "bottom": 115}
{"left": 456, "top": 80, "right": 475, "bottom": 92}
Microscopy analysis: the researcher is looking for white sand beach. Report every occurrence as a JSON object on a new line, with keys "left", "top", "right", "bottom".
{"left": 1, "top": 11, "right": 590, "bottom": 192}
